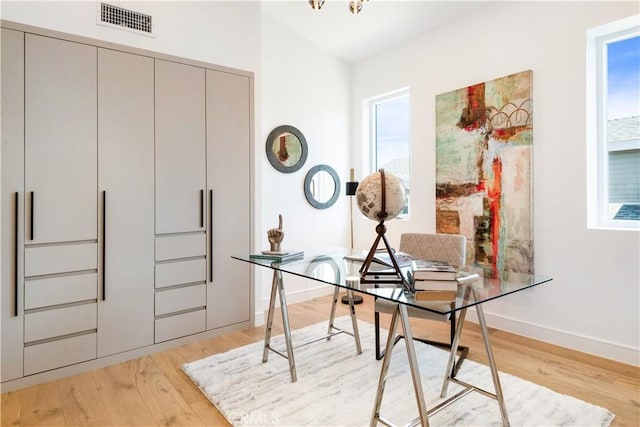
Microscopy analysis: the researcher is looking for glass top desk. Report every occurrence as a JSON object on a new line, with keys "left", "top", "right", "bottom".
{"left": 233, "top": 248, "right": 552, "bottom": 427}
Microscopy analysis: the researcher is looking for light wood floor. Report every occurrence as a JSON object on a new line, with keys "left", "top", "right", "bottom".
{"left": 2, "top": 294, "right": 639, "bottom": 426}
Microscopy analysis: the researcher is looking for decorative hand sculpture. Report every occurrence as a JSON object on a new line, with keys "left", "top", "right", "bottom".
{"left": 267, "top": 214, "right": 284, "bottom": 252}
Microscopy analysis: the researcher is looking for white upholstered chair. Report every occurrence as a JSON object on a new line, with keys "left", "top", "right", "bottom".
{"left": 374, "top": 233, "right": 469, "bottom": 374}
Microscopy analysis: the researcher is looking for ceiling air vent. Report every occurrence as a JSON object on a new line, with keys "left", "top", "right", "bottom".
{"left": 99, "top": 3, "right": 153, "bottom": 35}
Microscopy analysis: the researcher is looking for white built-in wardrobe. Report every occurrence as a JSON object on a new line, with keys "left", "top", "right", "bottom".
{"left": 1, "top": 23, "right": 253, "bottom": 388}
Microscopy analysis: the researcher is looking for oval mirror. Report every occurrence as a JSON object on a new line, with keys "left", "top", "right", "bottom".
{"left": 265, "top": 125, "right": 308, "bottom": 173}
{"left": 304, "top": 164, "right": 340, "bottom": 209}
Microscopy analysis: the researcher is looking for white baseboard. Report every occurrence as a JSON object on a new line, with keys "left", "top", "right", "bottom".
{"left": 465, "top": 308, "right": 639, "bottom": 366}
{"left": 255, "top": 310, "right": 265, "bottom": 326}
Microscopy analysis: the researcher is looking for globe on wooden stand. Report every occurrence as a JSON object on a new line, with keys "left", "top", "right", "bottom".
{"left": 356, "top": 169, "right": 408, "bottom": 285}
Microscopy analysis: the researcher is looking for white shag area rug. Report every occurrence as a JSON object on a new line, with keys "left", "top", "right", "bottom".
{"left": 182, "top": 316, "right": 614, "bottom": 427}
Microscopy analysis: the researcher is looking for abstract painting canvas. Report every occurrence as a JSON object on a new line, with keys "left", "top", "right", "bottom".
{"left": 435, "top": 70, "right": 533, "bottom": 277}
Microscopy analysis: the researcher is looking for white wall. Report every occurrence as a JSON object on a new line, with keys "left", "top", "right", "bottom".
{"left": 351, "top": 1, "right": 640, "bottom": 365}
{"left": 258, "top": 14, "right": 351, "bottom": 320}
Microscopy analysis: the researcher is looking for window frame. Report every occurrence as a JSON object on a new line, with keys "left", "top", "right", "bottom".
{"left": 586, "top": 14, "right": 640, "bottom": 231}
{"left": 365, "top": 87, "right": 411, "bottom": 218}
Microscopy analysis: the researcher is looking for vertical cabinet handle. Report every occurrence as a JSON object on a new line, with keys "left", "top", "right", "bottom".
{"left": 209, "top": 189, "right": 213, "bottom": 283}
{"left": 102, "top": 191, "right": 106, "bottom": 301}
{"left": 29, "top": 191, "right": 34, "bottom": 241}
{"left": 200, "top": 189, "right": 204, "bottom": 228}
{"left": 14, "top": 192, "right": 19, "bottom": 317}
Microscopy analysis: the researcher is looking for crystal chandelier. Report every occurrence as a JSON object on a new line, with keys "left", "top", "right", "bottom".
{"left": 309, "top": 0, "right": 369, "bottom": 15}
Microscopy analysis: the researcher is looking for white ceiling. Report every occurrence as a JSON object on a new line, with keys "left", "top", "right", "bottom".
{"left": 261, "top": 1, "right": 495, "bottom": 63}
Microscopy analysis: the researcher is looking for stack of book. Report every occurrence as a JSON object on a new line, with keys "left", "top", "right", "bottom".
{"left": 410, "top": 259, "right": 458, "bottom": 301}
{"left": 250, "top": 251, "right": 304, "bottom": 263}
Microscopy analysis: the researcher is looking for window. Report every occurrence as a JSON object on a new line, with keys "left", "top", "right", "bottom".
{"left": 587, "top": 15, "right": 640, "bottom": 230}
{"left": 367, "top": 88, "right": 410, "bottom": 216}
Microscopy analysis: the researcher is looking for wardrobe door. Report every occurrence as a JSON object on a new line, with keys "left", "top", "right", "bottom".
{"left": 23, "top": 34, "right": 98, "bottom": 375}
{"left": 1, "top": 28, "right": 25, "bottom": 382}
{"left": 24, "top": 34, "right": 97, "bottom": 244}
{"left": 206, "top": 70, "right": 252, "bottom": 330}
{"left": 97, "top": 48, "right": 155, "bottom": 357}
{"left": 154, "top": 60, "right": 207, "bottom": 341}
{"left": 155, "top": 59, "right": 206, "bottom": 234}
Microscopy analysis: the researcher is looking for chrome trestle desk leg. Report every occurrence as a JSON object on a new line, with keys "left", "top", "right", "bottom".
{"left": 327, "top": 287, "right": 340, "bottom": 336}
{"left": 327, "top": 287, "right": 362, "bottom": 355}
{"left": 475, "top": 293, "right": 509, "bottom": 426}
{"left": 262, "top": 269, "right": 297, "bottom": 383}
{"left": 370, "top": 304, "right": 429, "bottom": 427}
{"left": 440, "top": 286, "right": 471, "bottom": 398}
{"left": 346, "top": 289, "right": 363, "bottom": 354}
{"left": 399, "top": 304, "right": 429, "bottom": 426}
{"left": 440, "top": 287, "right": 510, "bottom": 427}
{"left": 370, "top": 304, "right": 400, "bottom": 427}
{"left": 261, "top": 270, "right": 279, "bottom": 363}
{"left": 264, "top": 270, "right": 362, "bottom": 384}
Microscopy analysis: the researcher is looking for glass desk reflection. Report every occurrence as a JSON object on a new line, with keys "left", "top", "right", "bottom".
{"left": 232, "top": 248, "right": 551, "bottom": 427}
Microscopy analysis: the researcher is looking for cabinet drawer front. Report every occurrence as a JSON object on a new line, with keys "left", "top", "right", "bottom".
{"left": 155, "top": 258, "right": 205, "bottom": 288}
{"left": 156, "top": 233, "right": 205, "bottom": 261}
{"left": 25, "top": 303, "right": 96, "bottom": 343}
{"left": 155, "top": 284, "right": 206, "bottom": 316}
{"left": 25, "top": 243, "right": 97, "bottom": 277}
{"left": 155, "top": 309, "right": 205, "bottom": 343}
{"left": 24, "top": 333, "right": 96, "bottom": 376}
{"left": 25, "top": 273, "right": 97, "bottom": 310}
